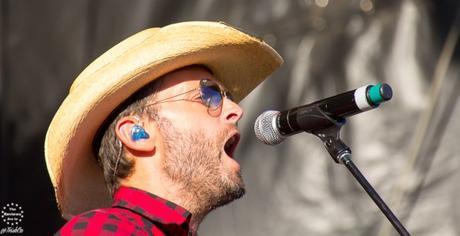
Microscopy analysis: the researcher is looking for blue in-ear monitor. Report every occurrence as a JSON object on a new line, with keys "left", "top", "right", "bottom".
{"left": 131, "top": 124, "right": 150, "bottom": 141}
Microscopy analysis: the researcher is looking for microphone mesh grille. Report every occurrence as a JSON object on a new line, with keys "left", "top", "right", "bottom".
{"left": 254, "top": 110, "right": 285, "bottom": 145}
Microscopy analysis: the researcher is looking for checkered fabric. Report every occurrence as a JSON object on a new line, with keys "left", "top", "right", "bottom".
{"left": 55, "top": 186, "right": 192, "bottom": 235}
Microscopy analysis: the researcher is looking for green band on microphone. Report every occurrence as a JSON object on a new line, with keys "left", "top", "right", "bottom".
{"left": 368, "top": 83, "right": 385, "bottom": 105}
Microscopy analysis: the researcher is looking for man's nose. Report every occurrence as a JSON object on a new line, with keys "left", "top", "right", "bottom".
{"left": 221, "top": 98, "right": 244, "bottom": 124}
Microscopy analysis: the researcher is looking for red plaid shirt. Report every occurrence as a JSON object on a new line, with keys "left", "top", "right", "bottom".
{"left": 56, "top": 186, "right": 192, "bottom": 235}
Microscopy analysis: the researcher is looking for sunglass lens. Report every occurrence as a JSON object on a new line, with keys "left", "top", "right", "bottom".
{"left": 200, "top": 82, "right": 222, "bottom": 110}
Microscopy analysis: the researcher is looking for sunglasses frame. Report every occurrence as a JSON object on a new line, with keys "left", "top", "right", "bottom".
{"left": 143, "top": 78, "right": 232, "bottom": 116}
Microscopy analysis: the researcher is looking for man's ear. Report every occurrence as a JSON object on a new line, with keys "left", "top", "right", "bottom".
{"left": 115, "top": 116, "right": 156, "bottom": 154}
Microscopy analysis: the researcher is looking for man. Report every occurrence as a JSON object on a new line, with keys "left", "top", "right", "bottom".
{"left": 45, "top": 21, "right": 282, "bottom": 235}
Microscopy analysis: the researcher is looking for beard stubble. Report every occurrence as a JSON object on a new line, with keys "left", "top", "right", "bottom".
{"left": 157, "top": 117, "right": 245, "bottom": 214}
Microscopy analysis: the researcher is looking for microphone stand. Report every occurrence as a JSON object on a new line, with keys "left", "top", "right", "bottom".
{"left": 311, "top": 113, "right": 410, "bottom": 236}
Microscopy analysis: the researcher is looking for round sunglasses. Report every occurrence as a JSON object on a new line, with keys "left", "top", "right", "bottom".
{"left": 145, "top": 79, "right": 233, "bottom": 116}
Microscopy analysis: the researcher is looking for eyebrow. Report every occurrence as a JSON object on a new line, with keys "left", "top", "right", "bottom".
{"left": 144, "top": 87, "right": 200, "bottom": 108}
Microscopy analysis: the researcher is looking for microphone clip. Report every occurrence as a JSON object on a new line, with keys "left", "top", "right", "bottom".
{"left": 312, "top": 124, "right": 351, "bottom": 164}
{"left": 303, "top": 105, "right": 351, "bottom": 163}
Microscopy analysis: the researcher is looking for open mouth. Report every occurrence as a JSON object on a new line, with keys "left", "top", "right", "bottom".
{"left": 224, "top": 133, "right": 240, "bottom": 158}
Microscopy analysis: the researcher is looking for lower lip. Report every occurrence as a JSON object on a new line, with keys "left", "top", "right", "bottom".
{"left": 223, "top": 153, "right": 241, "bottom": 171}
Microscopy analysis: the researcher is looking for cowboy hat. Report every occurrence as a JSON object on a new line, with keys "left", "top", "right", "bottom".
{"left": 45, "top": 21, "right": 283, "bottom": 219}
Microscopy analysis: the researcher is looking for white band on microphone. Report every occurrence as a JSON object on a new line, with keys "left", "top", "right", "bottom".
{"left": 354, "top": 85, "right": 373, "bottom": 111}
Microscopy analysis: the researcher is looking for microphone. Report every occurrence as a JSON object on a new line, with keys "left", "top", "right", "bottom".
{"left": 254, "top": 83, "right": 393, "bottom": 145}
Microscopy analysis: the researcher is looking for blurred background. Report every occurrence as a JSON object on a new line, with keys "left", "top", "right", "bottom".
{"left": 1, "top": 0, "right": 459, "bottom": 235}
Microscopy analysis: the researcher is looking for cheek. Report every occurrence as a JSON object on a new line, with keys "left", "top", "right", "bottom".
{"left": 159, "top": 105, "right": 220, "bottom": 133}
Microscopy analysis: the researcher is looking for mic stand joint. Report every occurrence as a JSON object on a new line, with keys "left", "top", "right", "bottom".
{"left": 312, "top": 119, "right": 350, "bottom": 164}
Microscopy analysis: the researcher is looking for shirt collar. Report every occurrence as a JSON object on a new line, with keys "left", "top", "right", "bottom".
{"left": 112, "top": 186, "right": 192, "bottom": 229}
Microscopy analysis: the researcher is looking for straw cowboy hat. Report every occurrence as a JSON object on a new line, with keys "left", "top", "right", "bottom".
{"left": 45, "top": 21, "right": 283, "bottom": 219}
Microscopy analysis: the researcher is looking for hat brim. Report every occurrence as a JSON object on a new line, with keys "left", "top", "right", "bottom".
{"left": 45, "top": 21, "right": 282, "bottom": 219}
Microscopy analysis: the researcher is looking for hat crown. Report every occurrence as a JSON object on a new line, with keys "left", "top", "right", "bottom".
{"left": 70, "top": 28, "right": 160, "bottom": 93}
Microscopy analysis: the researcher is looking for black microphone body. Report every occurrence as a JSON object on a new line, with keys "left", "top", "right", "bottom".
{"left": 255, "top": 84, "right": 393, "bottom": 145}
{"left": 278, "top": 90, "right": 355, "bottom": 135}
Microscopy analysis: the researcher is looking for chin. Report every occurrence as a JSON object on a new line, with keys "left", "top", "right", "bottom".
{"left": 212, "top": 185, "right": 246, "bottom": 210}
{"left": 211, "top": 172, "right": 246, "bottom": 208}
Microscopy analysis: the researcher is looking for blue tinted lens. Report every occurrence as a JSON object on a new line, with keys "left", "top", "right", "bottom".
{"left": 200, "top": 81, "right": 222, "bottom": 110}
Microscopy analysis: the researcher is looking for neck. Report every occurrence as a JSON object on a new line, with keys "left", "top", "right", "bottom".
{"left": 120, "top": 170, "right": 211, "bottom": 234}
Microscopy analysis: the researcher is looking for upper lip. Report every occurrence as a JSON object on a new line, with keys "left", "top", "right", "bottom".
{"left": 224, "top": 130, "right": 241, "bottom": 158}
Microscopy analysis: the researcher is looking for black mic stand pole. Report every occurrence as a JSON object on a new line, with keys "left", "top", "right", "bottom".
{"left": 310, "top": 113, "right": 410, "bottom": 236}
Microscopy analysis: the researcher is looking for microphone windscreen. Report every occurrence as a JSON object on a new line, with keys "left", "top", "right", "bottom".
{"left": 254, "top": 110, "right": 285, "bottom": 145}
